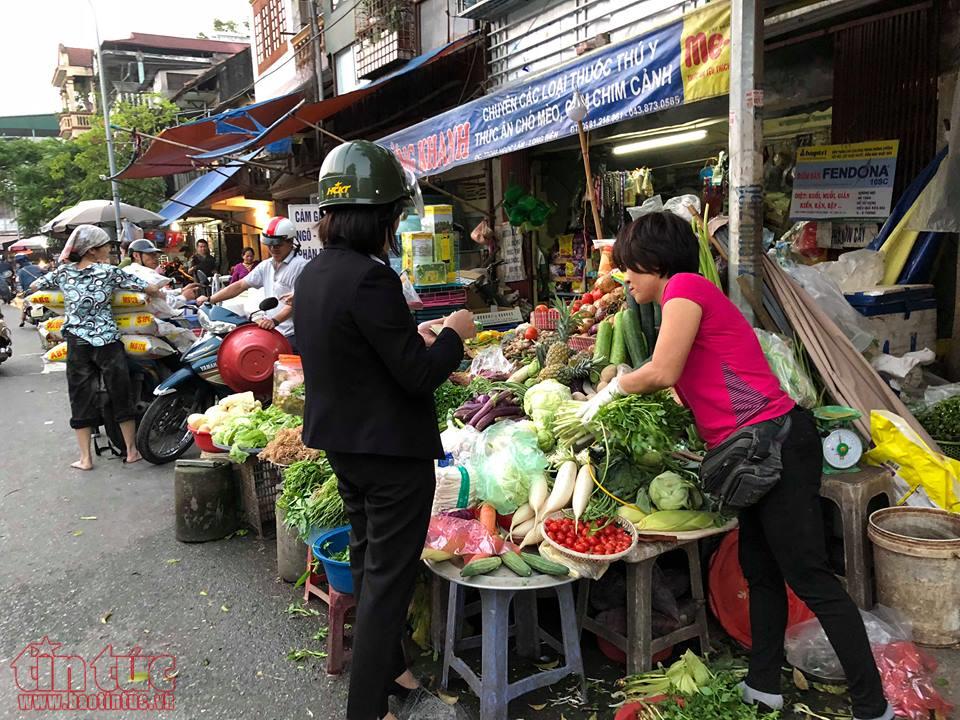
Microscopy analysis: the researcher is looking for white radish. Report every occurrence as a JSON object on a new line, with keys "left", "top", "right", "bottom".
{"left": 539, "top": 461, "right": 578, "bottom": 522}
{"left": 572, "top": 462, "right": 595, "bottom": 529}
{"left": 528, "top": 474, "right": 549, "bottom": 519}
{"left": 510, "top": 518, "right": 535, "bottom": 542}
{"left": 509, "top": 503, "right": 535, "bottom": 537}
{"left": 519, "top": 523, "right": 543, "bottom": 549}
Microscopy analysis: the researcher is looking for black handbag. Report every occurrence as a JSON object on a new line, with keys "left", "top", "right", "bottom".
{"left": 699, "top": 413, "right": 793, "bottom": 510}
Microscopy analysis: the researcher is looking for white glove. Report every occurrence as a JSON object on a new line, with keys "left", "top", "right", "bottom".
{"left": 576, "top": 376, "right": 624, "bottom": 422}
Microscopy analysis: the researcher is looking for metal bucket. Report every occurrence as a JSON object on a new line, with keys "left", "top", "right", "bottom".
{"left": 174, "top": 459, "right": 240, "bottom": 542}
{"left": 867, "top": 507, "right": 960, "bottom": 647}
{"left": 276, "top": 505, "right": 307, "bottom": 583}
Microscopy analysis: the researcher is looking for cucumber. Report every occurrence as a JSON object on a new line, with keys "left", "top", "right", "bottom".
{"left": 621, "top": 307, "right": 647, "bottom": 366}
{"left": 593, "top": 319, "right": 613, "bottom": 364}
{"left": 609, "top": 311, "right": 627, "bottom": 366}
{"left": 639, "top": 303, "right": 656, "bottom": 354}
{"left": 501, "top": 551, "right": 532, "bottom": 577}
{"left": 521, "top": 552, "right": 569, "bottom": 576}
{"left": 460, "top": 556, "right": 502, "bottom": 577}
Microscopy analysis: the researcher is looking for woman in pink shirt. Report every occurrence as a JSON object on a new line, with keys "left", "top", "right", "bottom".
{"left": 229, "top": 247, "right": 256, "bottom": 284}
{"left": 581, "top": 212, "right": 890, "bottom": 720}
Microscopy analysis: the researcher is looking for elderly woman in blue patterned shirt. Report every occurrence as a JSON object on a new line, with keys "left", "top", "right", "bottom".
{"left": 31, "top": 225, "right": 163, "bottom": 470}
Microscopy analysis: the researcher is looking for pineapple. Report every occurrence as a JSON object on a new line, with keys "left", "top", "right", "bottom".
{"left": 557, "top": 355, "right": 601, "bottom": 385}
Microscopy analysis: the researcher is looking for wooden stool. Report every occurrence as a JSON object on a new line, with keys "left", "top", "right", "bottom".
{"left": 428, "top": 560, "right": 586, "bottom": 720}
{"left": 302, "top": 546, "right": 355, "bottom": 675}
{"left": 819, "top": 466, "right": 897, "bottom": 609}
{"left": 577, "top": 539, "right": 711, "bottom": 674}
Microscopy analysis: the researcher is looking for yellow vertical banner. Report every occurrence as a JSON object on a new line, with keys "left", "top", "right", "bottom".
{"left": 680, "top": 1, "right": 732, "bottom": 103}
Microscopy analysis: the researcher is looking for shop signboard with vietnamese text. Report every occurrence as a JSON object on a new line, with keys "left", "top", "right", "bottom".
{"left": 288, "top": 204, "right": 322, "bottom": 260}
{"left": 790, "top": 141, "right": 900, "bottom": 221}
{"left": 378, "top": 2, "right": 731, "bottom": 177}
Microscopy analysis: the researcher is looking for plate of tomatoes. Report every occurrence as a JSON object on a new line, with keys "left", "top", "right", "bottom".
{"left": 541, "top": 511, "right": 637, "bottom": 563}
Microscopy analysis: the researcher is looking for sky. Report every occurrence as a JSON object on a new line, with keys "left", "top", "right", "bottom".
{"left": 0, "top": 0, "right": 252, "bottom": 117}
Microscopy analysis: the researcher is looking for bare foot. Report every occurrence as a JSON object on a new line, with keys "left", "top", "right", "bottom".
{"left": 70, "top": 460, "right": 93, "bottom": 471}
{"left": 381, "top": 714, "right": 398, "bottom": 720}
{"left": 125, "top": 452, "right": 142, "bottom": 465}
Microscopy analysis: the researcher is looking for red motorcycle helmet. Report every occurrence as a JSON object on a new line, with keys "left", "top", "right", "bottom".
{"left": 217, "top": 325, "right": 291, "bottom": 396}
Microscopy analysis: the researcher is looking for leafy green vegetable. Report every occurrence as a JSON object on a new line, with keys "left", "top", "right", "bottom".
{"left": 321, "top": 540, "right": 350, "bottom": 563}
{"left": 522, "top": 380, "right": 572, "bottom": 451}
{"left": 278, "top": 459, "right": 345, "bottom": 540}
{"left": 594, "top": 391, "right": 695, "bottom": 467}
{"left": 434, "top": 378, "right": 493, "bottom": 429}
{"left": 214, "top": 405, "right": 301, "bottom": 462}
{"left": 649, "top": 470, "right": 697, "bottom": 510}
{"left": 919, "top": 395, "right": 960, "bottom": 441}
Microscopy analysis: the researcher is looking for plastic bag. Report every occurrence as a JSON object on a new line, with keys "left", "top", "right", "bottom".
{"left": 755, "top": 330, "right": 817, "bottom": 408}
{"left": 920, "top": 382, "right": 960, "bottom": 410}
{"left": 466, "top": 420, "right": 548, "bottom": 513}
{"left": 785, "top": 605, "right": 910, "bottom": 680}
{"left": 816, "top": 248, "right": 884, "bottom": 293}
{"left": 626, "top": 195, "right": 664, "bottom": 220}
{"left": 873, "top": 641, "right": 954, "bottom": 720}
{"left": 663, "top": 194, "right": 701, "bottom": 221}
{"left": 400, "top": 271, "right": 423, "bottom": 310}
{"left": 423, "top": 514, "right": 504, "bottom": 557}
{"left": 432, "top": 465, "right": 476, "bottom": 515}
{"left": 781, "top": 260, "right": 875, "bottom": 352}
{"left": 440, "top": 421, "right": 479, "bottom": 464}
{"left": 863, "top": 410, "right": 960, "bottom": 511}
{"left": 468, "top": 345, "right": 514, "bottom": 379}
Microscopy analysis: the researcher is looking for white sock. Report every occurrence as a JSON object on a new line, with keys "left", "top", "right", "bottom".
{"left": 738, "top": 681, "right": 785, "bottom": 710}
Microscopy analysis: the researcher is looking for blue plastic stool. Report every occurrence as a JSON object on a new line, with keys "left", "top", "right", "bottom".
{"left": 428, "top": 560, "right": 586, "bottom": 720}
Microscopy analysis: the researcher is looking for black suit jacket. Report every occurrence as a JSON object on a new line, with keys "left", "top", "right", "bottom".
{"left": 295, "top": 247, "right": 464, "bottom": 459}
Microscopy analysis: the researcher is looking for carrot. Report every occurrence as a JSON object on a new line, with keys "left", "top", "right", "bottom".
{"left": 479, "top": 503, "right": 498, "bottom": 536}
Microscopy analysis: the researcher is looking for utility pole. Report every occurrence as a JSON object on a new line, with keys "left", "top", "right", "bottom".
{"left": 307, "top": 0, "right": 325, "bottom": 102}
{"left": 88, "top": 0, "right": 124, "bottom": 241}
{"left": 728, "top": 0, "right": 764, "bottom": 323}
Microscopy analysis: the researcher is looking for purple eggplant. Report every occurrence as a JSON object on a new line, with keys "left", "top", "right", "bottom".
{"left": 468, "top": 391, "right": 505, "bottom": 428}
{"left": 475, "top": 405, "right": 524, "bottom": 431}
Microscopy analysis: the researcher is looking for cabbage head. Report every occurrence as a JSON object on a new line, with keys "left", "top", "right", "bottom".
{"left": 649, "top": 471, "right": 692, "bottom": 511}
{"left": 522, "top": 380, "right": 571, "bottom": 450}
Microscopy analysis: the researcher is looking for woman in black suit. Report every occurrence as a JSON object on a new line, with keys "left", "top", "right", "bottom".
{"left": 295, "top": 141, "right": 476, "bottom": 720}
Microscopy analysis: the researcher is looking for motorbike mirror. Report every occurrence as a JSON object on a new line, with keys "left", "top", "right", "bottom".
{"left": 195, "top": 269, "right": 208, "bottom": 285}
{"left": 259, "top": 297, "right": 279, "bottom": 312}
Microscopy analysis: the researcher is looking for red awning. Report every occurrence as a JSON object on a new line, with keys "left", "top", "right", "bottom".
{"left": 118, "top": 33, "right": 480, "bottom": 179}
{"left": 117, "top": 93, "right": 305, "bottom": 179}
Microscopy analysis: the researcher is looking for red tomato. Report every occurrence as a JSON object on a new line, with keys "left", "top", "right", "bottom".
{"left": 523, "top": 326, "right": 539, "bottom": 341}
{"left": 536, "top": 304, "right": 548, "bottom": 312}
{"left": 582, "top": 292, "right": 595, "bottom": 304}
{"left": 572, "top": 301, "right": 583, "bottom": 312}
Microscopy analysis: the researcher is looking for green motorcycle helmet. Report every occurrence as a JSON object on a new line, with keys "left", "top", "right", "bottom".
{"left": 317, "top": 140, "right": 424, "bottom": 215}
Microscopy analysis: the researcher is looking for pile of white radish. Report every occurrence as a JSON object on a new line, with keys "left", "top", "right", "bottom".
{"left": 509, "top": 459, "right": 597, "bottom": 548}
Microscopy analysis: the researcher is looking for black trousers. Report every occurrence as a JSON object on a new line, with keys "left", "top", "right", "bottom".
{"left": 326, "top": 451, "right": 435, "bottom": 720}
{"left": 738, "top": 407, "right": 887, "bottom": 718}
{"left": 65, "top": 336, "right": 135, "bottom": 430}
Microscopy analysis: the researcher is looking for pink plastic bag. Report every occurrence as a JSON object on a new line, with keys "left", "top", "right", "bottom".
{"left": 424, "top": 515, "right": 504, "bottom": 557}
{"left": 872, "top": 642, "right": 953, "bottom": 720}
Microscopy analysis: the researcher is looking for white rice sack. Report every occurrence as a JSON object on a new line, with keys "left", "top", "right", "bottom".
{"left": 114, "top": 311, "right": 159, "bottom": 336}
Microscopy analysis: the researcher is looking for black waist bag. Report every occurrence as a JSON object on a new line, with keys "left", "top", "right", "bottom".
{"left": 700, "top": 414, "right": 792, "bottom": 510}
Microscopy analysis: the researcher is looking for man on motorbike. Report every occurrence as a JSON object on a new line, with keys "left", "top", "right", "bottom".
{"left": 124, "top": 239, "right": 202, "bottom": 313}
{"left": 196, "top": 217, "right": 306, "bottom": 352}
{"left": 0, "top": 252, "right": 13, "bottom": 304}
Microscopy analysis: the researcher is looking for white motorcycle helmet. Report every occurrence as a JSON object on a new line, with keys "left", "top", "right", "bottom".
{"left": 261, "top": 216, "right": 297, "bottom": 247}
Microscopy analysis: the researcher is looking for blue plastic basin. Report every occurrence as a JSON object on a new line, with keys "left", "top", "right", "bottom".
{"left": 312, "top": 525, "right": 353, "bottom": 594}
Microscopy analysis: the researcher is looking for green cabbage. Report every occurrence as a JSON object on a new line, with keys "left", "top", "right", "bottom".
{"left": 522, "top": 380, "right": 571, "bottom": 451}
{"left": 649, "top": 471, "right": 693, "bottom": 511}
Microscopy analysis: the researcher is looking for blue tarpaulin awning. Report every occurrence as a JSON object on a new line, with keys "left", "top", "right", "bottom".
{"left": 157, "top": 151, "right": 260, "bottom": 226}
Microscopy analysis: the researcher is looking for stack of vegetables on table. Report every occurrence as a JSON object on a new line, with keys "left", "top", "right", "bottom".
{"left": 186, "top": 392, "right": 303, "bottom": 462}
{"left": 426, "top": 271, "right": 727, "bottom": 578}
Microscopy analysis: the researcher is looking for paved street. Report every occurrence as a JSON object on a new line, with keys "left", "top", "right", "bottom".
{"left": 0, "top": 323, "right": 347, "bottom": 720}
